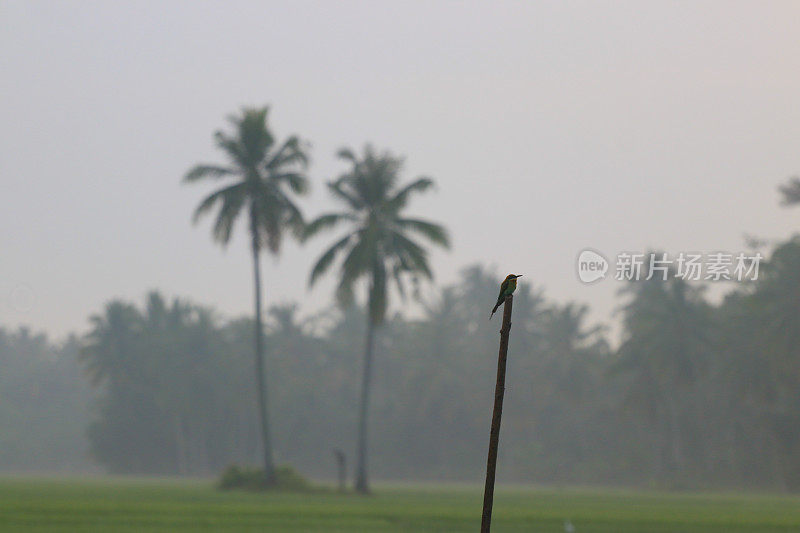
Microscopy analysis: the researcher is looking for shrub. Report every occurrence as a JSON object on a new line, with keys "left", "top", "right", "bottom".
{"left": 217, "top": 464, "right": 319, "bottom": 492}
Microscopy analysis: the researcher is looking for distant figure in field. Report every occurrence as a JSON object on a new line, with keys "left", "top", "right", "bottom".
{"left": 333, "top": 449, "right": 346, "bottom": 492}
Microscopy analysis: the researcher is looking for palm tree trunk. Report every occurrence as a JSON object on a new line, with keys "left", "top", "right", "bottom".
{"left": 251, "top": 238, "right": 275, "bottom": 485}
{"left": 355, "top": 318, "right": 376, "bottom": 494}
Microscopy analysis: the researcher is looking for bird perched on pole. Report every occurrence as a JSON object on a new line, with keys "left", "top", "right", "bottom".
{"left": 490, "top": 274, "right": 522, "bottom": 319}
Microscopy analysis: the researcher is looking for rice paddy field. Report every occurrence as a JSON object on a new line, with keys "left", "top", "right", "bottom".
{"left": 1, "top": 477, "right": 799, "bottom": 532}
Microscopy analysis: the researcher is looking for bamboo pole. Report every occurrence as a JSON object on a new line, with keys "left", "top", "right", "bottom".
{"left": 480, "top": 294, "right": 513, "bottom": 532}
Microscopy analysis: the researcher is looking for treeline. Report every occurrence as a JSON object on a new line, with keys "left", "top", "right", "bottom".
{"left": 2, "top": 237, "right": 800, "bottom": 489}
{"left": 0, "top": 330, "right": 95, "bottom": 472}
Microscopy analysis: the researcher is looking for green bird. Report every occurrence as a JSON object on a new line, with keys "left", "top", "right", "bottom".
{"left": 490, "top": 274, "right": 522, "bottom": 319}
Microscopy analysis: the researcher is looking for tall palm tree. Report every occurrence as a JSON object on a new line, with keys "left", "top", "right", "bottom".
{"left": 183, "top": 106, "right": 310, "bottom": 484}
{"left": 304, "top": 145, "right": 449, "bottom": 493}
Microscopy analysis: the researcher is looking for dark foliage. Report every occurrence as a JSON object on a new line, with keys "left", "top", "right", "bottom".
{"left": 218, "top": 464, "right": 317, "bottom": 492}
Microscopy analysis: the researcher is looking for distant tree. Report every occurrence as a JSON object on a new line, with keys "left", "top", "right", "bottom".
{"left": 81, "top": 301, "right": 172, "bottom": 472}
{"left": 615, "top": 259, "right": 712, "bottom": 481}
{"left": 141, "top": 292, "right": 219, "bottom": 475}
{"left": 779, "top": 176, "right": 800, "bottom": 206}
{"left": 183, "top": 106, "right": 310, "bottom": 484}
{"left": 267, "top": 303, "right": 305, "bottom": 338}
{"left": 743, "top": 238, "right": 800, "bottom": 488}
{"left": 304, "top": 145, "right": 449, "bottom": 493}
{"left": 540, "top": 303, "right": 601, "bottom": 358}
{"left": 81, "top": 301, "right": 143, "bottom": 388}
{"left": 0, "top": 328, "right": 95, "bottom": 472}
{"left": 538, "top": 303, "right": 605, "bottom": 401}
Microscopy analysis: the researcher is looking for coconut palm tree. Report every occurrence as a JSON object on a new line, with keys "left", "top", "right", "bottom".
{"left": 304, "top": 145, "right": 449, "bottom": 493}
{"left": 183, "top": 106, "right": 310, "bottom": 484}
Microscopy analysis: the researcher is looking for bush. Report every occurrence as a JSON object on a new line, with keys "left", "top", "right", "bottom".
{"left": 217, "top": 464, "right": 319, "bottom": 492}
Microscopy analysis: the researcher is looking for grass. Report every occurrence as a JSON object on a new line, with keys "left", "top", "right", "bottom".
{"left": 0, "top": 477, "right": 799, "bottom": 532}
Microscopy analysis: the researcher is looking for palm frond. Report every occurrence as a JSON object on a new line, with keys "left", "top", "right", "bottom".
{"left": 391, "top": 261, "right": 408, "bottom": 301}
{"left": 303, "top": 213, "right": 356, "bottom": 241}
{"left": 339, "top": 231, "right": 375, "bottom": 281}
{"left": 387, "top": 177, "right": 434, "bottom": 211}
{"left": 390, "top": 230, "right": 433, "bottom": 279}
{"left": 369, "top": 149, "right": 403, "bottom": 195}
{"left": 211, "top": 191, "right": 246, "bottom": 245}
{"left": 344, "top": 147, "right": 403, "bottom": 208}
{"left": 247, "top": 176, "right": 306, "bottom": 253}
{"left": 396, "top": 218, "right": 450, "bottom": 249}
{"left": 266, "top": 136, "right": 310, "bottom": 171}
{"left": 191, "top": 182, "right": 247, "bottom": 225}
{"left": 250, "top": 192, "right": 283, "bottom": 252}
{"left": 335, "top": 277, "right": 356, "bottom": 308}
{"left": 274, "top": 172, "right": 310, "bottom": 195}
{"left": 309, "top": 233, "right": 354, "bottom": 287}
{"left": 333, "top": 232, "right": 376, "bottom": 305}
{"left": 183, "top": 164, "right": 235, "bottom": 183}
{"left": 213, "top": 131, "right": 247, "bottom": 168}
{"left": 779, "top": 176, "right": 800, "bottom": 206}
{"left": 328, "top": 179, "right": 364, "bottom": 210}
{"left": 336, "top": 147, "right": 358, "bottom": 164}
{"left": 236, "top": 107, "right": 273, "bottom": 162}
{"left": 281, "top": 196, "right": 306, "bottom": 240}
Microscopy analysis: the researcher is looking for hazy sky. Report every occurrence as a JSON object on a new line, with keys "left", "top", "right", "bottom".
{"left": 2, "top": 0, "right": 799, "bottom": 339}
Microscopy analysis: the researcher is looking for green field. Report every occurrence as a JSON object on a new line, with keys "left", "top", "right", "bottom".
{"left": 1, "top": 478, "right": 799, "bottom": 532}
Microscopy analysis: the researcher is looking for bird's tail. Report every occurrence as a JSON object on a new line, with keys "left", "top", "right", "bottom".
{"left": 489, "top": 301, "right": 501, "bottom": 320}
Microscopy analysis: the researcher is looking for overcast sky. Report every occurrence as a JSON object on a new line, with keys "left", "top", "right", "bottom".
{"left": 2, "top": 0, "right": 799, "bottom": 339}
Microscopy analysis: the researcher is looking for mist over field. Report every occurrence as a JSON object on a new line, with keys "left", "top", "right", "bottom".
{"left": 3, "top": 5, "right": 800, "bottom": 530}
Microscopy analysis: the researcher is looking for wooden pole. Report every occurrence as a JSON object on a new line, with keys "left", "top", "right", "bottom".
{"left": 480, "top": 294, "right": 514, "bottom": 532}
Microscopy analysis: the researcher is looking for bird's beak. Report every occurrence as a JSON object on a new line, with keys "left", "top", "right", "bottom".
{"left": 516, "top": 275, "right": 522, "bottom": 278}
